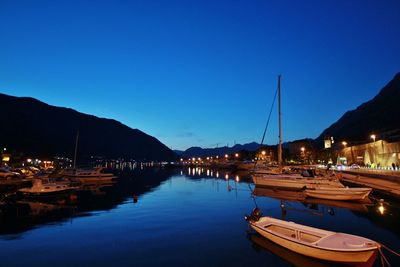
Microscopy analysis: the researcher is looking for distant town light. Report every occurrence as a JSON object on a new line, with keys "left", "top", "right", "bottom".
{"left": 235, "top": 153, "right": 239, "bottom": 158}
{"left": 342, "top": 141, "right": 347, "bottom": 147}
{"left": 300, "top": 147, "right": 305, "bottom": 152}
{"left": 261, "top": 150, "right": 266, "bottom": 156}
{"left": 27, "top": 158, "right": 32, "bottom": 163}
{"left": 370, "top": 134, "right": 376, "bottom": 142}
{"left": 224, "top": 154, "right": 228, "bottom": 158}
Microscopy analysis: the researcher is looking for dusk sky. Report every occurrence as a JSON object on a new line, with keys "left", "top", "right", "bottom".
{"left": 1, "top": 0, "right": 399, "bottom": 150}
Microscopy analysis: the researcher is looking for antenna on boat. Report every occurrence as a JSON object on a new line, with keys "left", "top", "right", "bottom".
{"left": 278, "top": 75, "right": 282, "bottom": 170}
{"left": 73, "top": 130, "right": 79, "bottom": 169}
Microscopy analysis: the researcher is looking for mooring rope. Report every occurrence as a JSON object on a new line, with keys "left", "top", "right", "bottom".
{"left": 247, "top": 183, "right": 259, "bottom": 209}
{"left": 378, "top": 246, "right": 391, "bottom": 267}
{"left": 380, "top": 242, "right": 400, "bottom": 257}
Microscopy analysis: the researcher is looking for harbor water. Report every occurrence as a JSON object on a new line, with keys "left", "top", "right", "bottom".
{"left": 0, "top": 168, "right": 399, "bottom": 267}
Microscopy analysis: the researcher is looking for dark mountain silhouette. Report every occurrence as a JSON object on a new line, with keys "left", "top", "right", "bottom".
{"left": 0, "top": 93, "right": 177, "bottom": 161}
{"left": 316, "top": 73, "right": 400, "bottom": 144}
{"left": 181, "top": 142, "right": 261, "bottom": 158}
{"left": 173, "top": 150, "right": 184, "bottom": 155}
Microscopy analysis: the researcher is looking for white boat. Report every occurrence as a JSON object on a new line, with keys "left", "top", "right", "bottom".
{"left": 19, "top": 179, "right": 77, "bottom": 199}
{"left": 305, "top": 187, "right": 372, "bottom": 201}
{"left": 246, "top": 212, "right": 379, "bottom": 265}
{"left": 253, "top": 187, "right": 371, "bottom": 213}
{"left": 61, "top": 167, "right": 117, "bottom": 183}
{"left": 248, "top": 233, "right": 332, "bottom": 267}
{"left": 252, "top": 173, "right": 344, "bottom": 191}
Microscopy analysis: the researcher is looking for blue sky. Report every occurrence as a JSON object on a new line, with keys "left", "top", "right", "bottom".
{"left": 1, "top": 0, "right": 399, "bottom": 150}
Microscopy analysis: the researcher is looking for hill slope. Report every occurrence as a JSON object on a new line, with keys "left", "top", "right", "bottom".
{"left": 0, "top": 93, "right": 177, "bottom": 161}
{"left": 316, "top": 73, "right": 400, "bottom": 143}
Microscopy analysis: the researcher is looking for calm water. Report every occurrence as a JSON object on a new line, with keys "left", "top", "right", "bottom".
{"left": 0, "top": 168, "right": 399, "bottom": 267}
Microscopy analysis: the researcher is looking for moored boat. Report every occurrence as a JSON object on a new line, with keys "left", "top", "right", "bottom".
{"left": 305, "top": 187, "right": 372, "bottom": 201}
{"left": 246, "top": 211, "right": 379, "bottom": 266}
{"left": 248, "top": 233, "right": 335, "bottom": 267}
{"left": 252, "top": 173, "right": 344, "bottom": 191}
{"left": 61, "top": 167, "right": 117, "bottom": 183}
{"left": 18, "top": 179, "right": 77, "bottom": 199}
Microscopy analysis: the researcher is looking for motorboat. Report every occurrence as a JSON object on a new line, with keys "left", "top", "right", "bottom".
{"left": 18, "top": 179, "right": 77, "bottom": 199}
{"left": 246, "top": 211, "right": 379, "bottom": 266}
{"left": 61, "top": 167, "right": 117, "bottom": 183}
{"left": 305, "top": 187, "right": 372, "bottom": 201}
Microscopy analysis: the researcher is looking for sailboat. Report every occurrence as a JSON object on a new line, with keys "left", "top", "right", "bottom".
{"left": 61, "top": 131, "right": 117, "bottom": 183}
{"left": 252, "top": 76, "right": 344, "bottom": 190}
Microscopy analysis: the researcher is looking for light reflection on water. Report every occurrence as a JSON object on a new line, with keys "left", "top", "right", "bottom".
{"left": 0, "top": 168, "right": 399, "bottom": 267}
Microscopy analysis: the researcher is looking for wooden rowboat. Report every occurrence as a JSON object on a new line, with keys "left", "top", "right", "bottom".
{"left": 247, "top": 214, "right": 379, "bottom": 265}
{"left": 305, "top": 187, "right": 372, "bottom": 201}
{"left": 248, "top": 233, "right": 336, "bottom": 267}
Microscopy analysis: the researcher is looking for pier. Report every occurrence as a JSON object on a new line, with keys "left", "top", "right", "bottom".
{"left": 340, "top": 171, "right": 400, "bottom": 199}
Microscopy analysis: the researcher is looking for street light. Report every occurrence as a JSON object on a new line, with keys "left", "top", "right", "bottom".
{"left": 370, "top": 134, "right": 376, "bottom": 142}
{"left": 235, "top": 153, "right": 239, "bottom": 158}
{"left": 342, "top": 141, "right": 347, "bottom": 147}
{"left": 224, "top": 154, "right": 229, "bottom": 159}
{"left": 300, "top": 147, "right": 306, "bottom": 164}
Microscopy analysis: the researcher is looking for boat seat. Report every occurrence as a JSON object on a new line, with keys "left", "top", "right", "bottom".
{"left": 316, "top": 233, "right": 373, "bottom": 249}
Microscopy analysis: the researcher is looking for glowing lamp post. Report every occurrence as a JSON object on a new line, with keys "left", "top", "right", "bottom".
{"left": 300, "top": 147, "right": 306, "bottom": 164}
{"left": 370, "top": 134, "right": 377, "bottom": 167}
{"left": 342, "top": 141, "right": 347, "bottom": 147}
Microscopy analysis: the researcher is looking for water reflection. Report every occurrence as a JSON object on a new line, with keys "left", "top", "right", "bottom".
{"left": 0, "top": 200, "right": 76, "bottom": 238}
{"left": 253, "top": 187, "right": 372, "bottom": 213}
{"left": 0, "top": 168, "right": 175, "bottom": 237}
{"left": 0, "top": 168, "right": 398, "bottom": 267}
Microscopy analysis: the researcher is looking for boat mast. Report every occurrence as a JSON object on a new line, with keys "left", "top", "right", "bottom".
{"left": 278, "top": 75, "right": 282, "bottom": 168}
{"left": 73, "top": 130, "right": 79, "bottom": 169}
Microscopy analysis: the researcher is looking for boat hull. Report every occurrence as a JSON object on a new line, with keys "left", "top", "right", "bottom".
{"left": 251, "top": 223, "right": 377, "bottom": 264}
{"left": 252, "top": 175, "right": 344, "bottom": 191}
{"left": 305, "top": 188, "right": 372, "bottom": 201}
